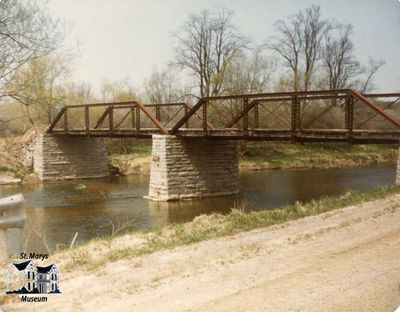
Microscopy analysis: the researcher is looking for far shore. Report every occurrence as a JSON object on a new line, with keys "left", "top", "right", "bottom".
{"left": 109, "top": 141, "right": 397, "bottom": 176}
{"left": 0, "top": 140, "right": 397, "bottom": 184}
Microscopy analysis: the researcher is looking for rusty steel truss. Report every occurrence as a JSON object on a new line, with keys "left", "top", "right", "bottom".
{"left": 47, "top": 89, "right": 400, "bottom": 143}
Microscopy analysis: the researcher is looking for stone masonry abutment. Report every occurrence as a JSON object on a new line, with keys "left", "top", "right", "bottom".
{"left": 147, "top": 135, "right": 240, "bottom": 201}
{"left": 34, "top": 134, "right": 110, "bottom": 181}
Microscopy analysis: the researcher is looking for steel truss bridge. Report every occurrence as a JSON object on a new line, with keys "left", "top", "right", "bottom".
{"left": 47, "top": 89, "right": 400, "bottom": 144}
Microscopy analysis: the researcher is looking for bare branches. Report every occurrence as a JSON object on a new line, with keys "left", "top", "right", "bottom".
{"left": 173, "top": 8, "right": 250, "bottom": 97}
{"left": 27, "top": 222, "right": 51, "bottom": 254}
{"left": 268, "top": 17, "right": 302, "bottom": 91}
{"left": 321, "top": 25, "right": 384, "bottom": 93}
{"left": 3, "top": 56, "right": 70, "bottom": 126}
{"left": 0, "top": 0, "right": 63, "bottom": 89}
{"left": 357, "top": 58, "right": 386, "bottom": 93}
{"left": 301, "top": 6, "right": 327, "bottom": 91}
{"left": 99, "top": 79, "right": 139, "bottom": 102}
{"left": 268, "top": 5, "right": 385, "bottom": 93}
{"left": 0, "top": 0, "right": 65, "bottom": 132}
{"left": 143, "top": 67, "right": 191, "bottom": 103}
{"left": 110, "top": 218, "right": 136, "bottom": 238}
{"left": 321, "top": 23, "right": 360, "bottom": 90}
{"left": 222, "top": 49, "right": 276, "bottom": 95}
{"left": 268, "top": 5, "right": 327, "bottom": 92}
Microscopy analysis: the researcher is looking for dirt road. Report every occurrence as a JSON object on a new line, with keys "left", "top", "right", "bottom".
{"left": 4, "top": 194, "right": 400, "bottom": 311}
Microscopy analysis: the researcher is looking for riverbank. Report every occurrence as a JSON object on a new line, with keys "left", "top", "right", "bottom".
{"left": 109, "top": 141, "right": 397, "bottom": 175}
{"left": 0, "top": 134, "right": 34, "bottom": 183}
{"left": 2, "top": 185, "right": 400, "bottom": 311}
{"left": 0, "top": 136, "right": 397, "bottom": 181}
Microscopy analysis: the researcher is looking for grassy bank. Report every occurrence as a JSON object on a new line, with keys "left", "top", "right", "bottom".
{"left": 0, "top": 138, "right": 27, "bottom": 180}
{"left": 0, "top": 136, "right": 396, "bottom": 179}
{"left": 109, "top": 140, "right": 397, "bottom": 175}
{"left": 108, "top": 141, "right": 152, "bottom": 175}
{"left": 58, "top": 184, "right": 400, "bottom": 273}
{"left": 240, "top": 142, "right": 397, "bottom": 170}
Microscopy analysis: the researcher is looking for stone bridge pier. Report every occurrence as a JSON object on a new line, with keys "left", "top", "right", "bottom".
{"left": 33, "top": 134, "right": 240, "bottom": 201}
{"left": 147, "top": 135, "right": 240, "bottom": 201}
{"left": 33, "top": 134, "right": 110, "bottom": 181}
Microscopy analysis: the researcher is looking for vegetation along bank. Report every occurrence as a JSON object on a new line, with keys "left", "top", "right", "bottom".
{"left": 109, "top": 140, "right": 397, "bottom": 176}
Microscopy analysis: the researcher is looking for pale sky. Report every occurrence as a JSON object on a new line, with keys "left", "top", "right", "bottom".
{"left": 47, "top": 0, "right": 400, "bottom": 94}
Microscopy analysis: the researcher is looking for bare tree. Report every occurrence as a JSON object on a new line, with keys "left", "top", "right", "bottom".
{"left": 268, "top": 5, "right": 328, "bottom": 92}
{"left": 321, "top": 23, "right": 360, "bottom": 90}
{"left": 222, "top": 49, "right": 275, "bottom": 94}
{"left": 143, "top": 67, "right": 191, "bottom": 103}
{"left": 173, "top": 8, "right": 250, "bottom": 97}
{"left": 356, "top": 58, "right": 385, "bottom": 92}
{"left": 64, "top": 82, "right": 94, "bottom": 104}
{"left": 270, "top": 5, "right": 385, "bottom": 94}
{"left": 99, "top": 79, "right": 139, "bottom": 102}
{"left": 322, "top": 24, "right": 384, "bottom": 93}
{"left": 301, "top": 6, "right": 327, "bottom": 91}
{"left": 0, "top": 0, "right": 63, "bottom": 92}
{"left": 4, "top": 56, "right": 70, "bottom": 125}
{"left": 269, "top": 16, "right": 302, "bottom": 91}
{"left": 204, "top": 49, "right": 276, "bottom": 127}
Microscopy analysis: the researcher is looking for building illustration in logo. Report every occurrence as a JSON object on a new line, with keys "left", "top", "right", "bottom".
{"left": 6, "top": 260, "right": 61, "bottom": 294}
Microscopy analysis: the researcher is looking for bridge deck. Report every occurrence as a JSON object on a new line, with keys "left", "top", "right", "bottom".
{"left": 48, "top": 129, "right": 400, "bottom": 143}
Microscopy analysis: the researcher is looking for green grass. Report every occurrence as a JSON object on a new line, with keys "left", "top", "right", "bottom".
{"left": 108, "top": 141, "right": 397, "bottom": 175}
{"left": 62, "top": 184, "right": 400, "bottom": 272}
{"left": 0, "top": 162, "right": 26, "bottom": 179}
{"left": 0, "top": 166, "right": 12, "bottom": 173}
{"left": 131, "top": 143, "right": 152, "bottom": 157}
{"left": 107, "top": 139, "right": 152, "bottom": 157}
{"left": 240, "top": 142, "right": 397, "bottom": 170}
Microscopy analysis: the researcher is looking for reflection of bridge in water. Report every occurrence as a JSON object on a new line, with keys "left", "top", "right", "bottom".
{"left": 34, "top": 89, "right": 400, "bottom": 201}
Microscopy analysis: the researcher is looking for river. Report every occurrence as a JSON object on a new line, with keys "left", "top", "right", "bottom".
{"left": 0, "top": 166, "right": 395, "bottom": 253}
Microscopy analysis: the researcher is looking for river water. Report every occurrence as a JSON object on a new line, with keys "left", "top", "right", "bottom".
{"left": 0, "top": 166, "right": 395, "bottom": 253}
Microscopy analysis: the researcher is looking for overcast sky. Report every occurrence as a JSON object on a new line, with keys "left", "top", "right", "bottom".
{"left": 47, "top": 0, "right": 400, "bottom": 93}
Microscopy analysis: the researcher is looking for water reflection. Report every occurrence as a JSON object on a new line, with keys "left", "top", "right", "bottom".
{"left": 0, "top": 166, "right": 395, "bottom": 252}
{"left": 148, "top": 197, "right": 235, "bottom": 227}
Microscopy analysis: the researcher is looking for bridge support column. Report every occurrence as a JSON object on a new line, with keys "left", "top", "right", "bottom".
{"left": 147, "top": 135, "right": 239, "bottom": 201}
{"left": 33, "top": 134, "right": 110, "bottom": 181}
